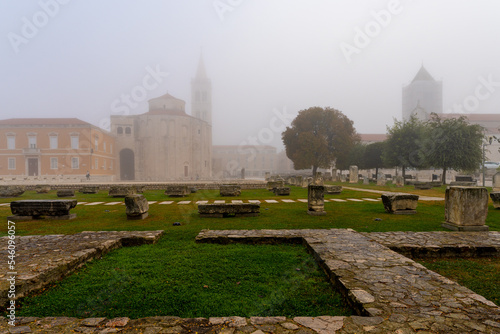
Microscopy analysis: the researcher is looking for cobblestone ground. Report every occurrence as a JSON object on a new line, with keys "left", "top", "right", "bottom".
{"left": 1, "top": 229, "right": 500, "bottom": 333}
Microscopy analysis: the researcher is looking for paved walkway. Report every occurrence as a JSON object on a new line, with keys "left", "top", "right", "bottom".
{"left": 2, "top": 230, "right": 499, "bottom": 333}
{"left": 343, "top": 186, "right": 445, "bottom": 201}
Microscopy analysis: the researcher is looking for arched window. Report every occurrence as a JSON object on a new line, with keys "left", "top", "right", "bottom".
{"left": 125, "top": 127, "right": 131, "bottom": 135}
{"left": 117, "top": 127, "right": 123, "bottom": 135}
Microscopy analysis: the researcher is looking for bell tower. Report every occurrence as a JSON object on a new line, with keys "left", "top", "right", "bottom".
{"left": 191, "top": 55, "right": 212, "bottom": 124}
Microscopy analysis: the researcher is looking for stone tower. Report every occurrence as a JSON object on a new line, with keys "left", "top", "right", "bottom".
{"left": 191, "top": 55, "right": 212, "bottom": 124}
{"left": 402, "top": 65, "right": 442, "bottom": 121}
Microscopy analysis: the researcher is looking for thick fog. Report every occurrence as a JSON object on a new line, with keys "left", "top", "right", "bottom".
{"left": 1, "top": 0, "right": 500, "bottom": 149}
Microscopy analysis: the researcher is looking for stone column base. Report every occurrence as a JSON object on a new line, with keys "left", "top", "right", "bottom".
{"left": 441, "top": 222, "right": 489, "bottom": 231}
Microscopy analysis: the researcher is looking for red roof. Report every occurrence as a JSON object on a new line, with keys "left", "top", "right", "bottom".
{"left": 0, "top": 118, "right": 90, "bottom": 126}
{"left": 359, "top": 134, "right": 387, "bottom": 142}
{"left": 438, "top": 113, "right": 500, "bottom": 122}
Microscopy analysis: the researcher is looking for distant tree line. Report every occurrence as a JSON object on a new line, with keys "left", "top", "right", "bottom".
{"left": 282, "top": 107, "right": 484, "bottom": 184}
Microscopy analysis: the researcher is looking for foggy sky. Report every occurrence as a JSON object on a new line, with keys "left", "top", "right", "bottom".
{"left": 1, "top": 0, "right": 500, "bottom": 150}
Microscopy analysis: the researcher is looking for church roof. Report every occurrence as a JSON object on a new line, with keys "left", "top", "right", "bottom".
{"left": 148, "top": 92, "right": 184, "bottom": 102}
{"left": 411, "top": 65, "right": 436, "bottom": 83}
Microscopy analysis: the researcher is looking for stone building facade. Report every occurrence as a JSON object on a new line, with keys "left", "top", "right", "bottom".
{"left": 0, "top": 118, "right": 116, "bottom": 179}
{"left": 110, "top": 58, "right": 212, "bottom": 181}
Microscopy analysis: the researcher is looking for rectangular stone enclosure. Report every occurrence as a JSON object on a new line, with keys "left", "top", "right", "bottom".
{"left": 198, "top": 203, "right": 260, "bottom": 218}
{"left": 381, "top": 193, "right": 419, "bottom": 214}
{"left": 9, "top": 199, "right": 77, "bottom": 220}
{"left": 324, "top": 185, "right": 342, "bottom": 194}
{"left": 443, "top": 186, "right": 489, "bottom": 231}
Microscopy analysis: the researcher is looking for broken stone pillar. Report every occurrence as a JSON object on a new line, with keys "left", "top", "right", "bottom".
{"left": 125, "top": 194, "right": 149, "bottom": 220}
{"left": 241, "top": 168, "right": 245, "bottom": 179}
{"left": 35, "top": 185, "right": 51, "bottom": 194}
{"left": 264, "top": 172, "right": 271, "bottom": 181}
{"left": 363, "top": 177, "right": 369, "bottom": 185}
{"left": 307, "top": 185, "right": 326, "bottom": 216}
{"left": 493, "top": 172, "right": 500, "bottom": 191}
{"left": 164, "top": 185, "right": 189, "bottom": 197}
{"left": 349, "top": 166, "right": 358, "bottom": 183}
{"left": 394, "top": 175, "right": 404, "bottom": 187}
{"left": 442, "top": 186, "right": 489, "bottom": 231}
{"left": 377, "top": 174, "right": 386, "bottom": 186}
{"left": 381, "top": 193, "right": 419, "bottom": 214}
{"left": 274, "top": 187, "right": 290, "bottom": 196}
{"left": 490, "top": 192, "right": 500, "bottom": 209}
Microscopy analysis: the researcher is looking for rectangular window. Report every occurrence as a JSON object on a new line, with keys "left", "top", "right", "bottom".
{"left": 71, "top": 157, "right": 79, "bottom": 169}
{"left": 28, "top": 136, "right": 37, "bottom": 148}
{"left": 94, "top": 137, "right": 98, "bottom": 150}
{"left": 110, "top": 160, "right": 113, "bottom": 170}
{"left": 7, "top": 136, "right": 15, "bottom": 149}
{"left": 110, "top": 144, "right": 113, "bottom": 154}
{"left": 103, "top": 159, "right": 106, "bottom": 170}
{"left": 103, "top": 142, "right": 106, "bottom": 152}
{"left": 49, "top": 136, "right": 58, "bottom": 149}
{"left": 8, "top": 158, "right": 15, "bottom": 169}
{"left": 95, "top": 158, "right": 98, "bottom": 170}
{"left": 71, "top": 136, "right": 79, "bottom": 149}
{"left": 50, "top": 157, "right": 58, "bottom": 169}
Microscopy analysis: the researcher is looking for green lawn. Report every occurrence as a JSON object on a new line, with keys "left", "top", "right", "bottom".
{"left": 1, "top": 186, "right": 498, "bottom": 318}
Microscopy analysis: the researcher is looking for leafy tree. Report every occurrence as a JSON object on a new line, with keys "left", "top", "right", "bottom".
{"left": 282, "top": 106, "right": 359, "bottom": 175}
{"left": 364, "top": 141, "right": 387, "bottom": 179}
{"left": 382, "top": 116, "right": 427, "bottom": 179}
{"left": 338, "top": 142, "right": 366, "bottom": 171}
{"left": 419, "top": 113, "right": 483, "bottom": 184}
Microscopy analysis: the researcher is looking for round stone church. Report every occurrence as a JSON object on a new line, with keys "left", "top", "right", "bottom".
{"left": 110, "top": 58, "right": 212, "bottom": 181}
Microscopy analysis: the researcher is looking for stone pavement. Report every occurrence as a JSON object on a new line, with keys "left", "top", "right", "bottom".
{"left": 196, "top": 229, "right": 500, "bottom": 333}
{"left": 0, "top": 231, "right": 164, "bottom": 308}
{"left": 2, "top": 229, "right": 500, "bottom": 333}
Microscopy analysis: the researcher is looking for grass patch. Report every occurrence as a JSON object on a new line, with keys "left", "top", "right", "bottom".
{"left": 1, "top": 186, "right": 499, "bottom": 317}
{"left": 17, "top": 233, "right": 350, "bottom": 318}
{"left": 418, "top": 258, "right": 500, "bottom": 306}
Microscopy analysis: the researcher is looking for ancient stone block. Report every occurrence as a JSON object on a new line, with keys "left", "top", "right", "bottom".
{"left": 381, "top": 193, "right": 419, "bottom": 214}
{"left": 125, "top": 194, "right": 149, "bottom": 220}
{"left": 0, "top": 185, "right": 25, "bottom": 197}
{"left": 35, "top": 185, "right": 51, "bottom": 193}
{"left": 57, "top": 189, "right": 75, "bottom": 197}
{"left": 79, "top": 186, "right": 99, "bottom": 194}
{"left": 267, "top": 181, "right": 284, "bottom": 191}
{"left": 164, "top": 185, "right": 189, "bottom": 197}
{"left": 10, "top": 199, "right": 77, "bottom": 220}
{"left": 450, "top": 181, "right": 477, "bottom": 186}
{"left": 109, "top": 186, "right": 137, "bottom": 197}
{"left": 490, "top": 192, "right": 500, "bottom": 209}
{"left": 198, "top": 203, "right": 260, "bottom": 217}
{"left": 443, "top": 186, "right": 489, "bottom": 231}
{"left": 324, "top": 185, "right": 342, "bottom": 194}
{"left": 220, "top": 185, "right": 241, "bottom": 197}
{"left": 264, "top": 172, "right": 271, "bottom": 181}
{"left": 414, "top": 182, "right": 432, "bottom": 190}
{"left": 274, "top": 187, "right": 290, "bottom": 196}
{"left": 349, "top": 166, "right": 358, "bottom": 183}
{"left": 308, "top": 185, "right": 326, "bottom": 216}
{"left": 377, "top": 175, "right": 386, "bottom": 186}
